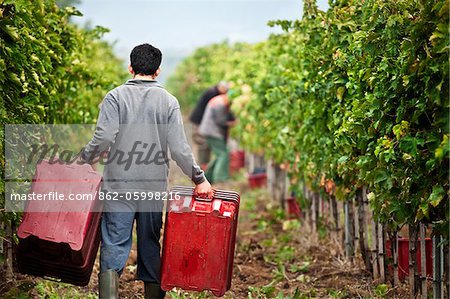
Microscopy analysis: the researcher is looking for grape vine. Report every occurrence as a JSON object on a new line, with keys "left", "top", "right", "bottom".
{"left": 168, "top": 0, "right": 449, "bottom": 237}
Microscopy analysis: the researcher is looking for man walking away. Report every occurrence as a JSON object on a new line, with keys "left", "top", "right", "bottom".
{"left": 198, "top": 93, "right": 236, "bottom": 184}
{"left": 80, "top": 44, "right": 212, "bottom": 299}
{"left": 189, "top": 82, "right": 229, "bottom": 168}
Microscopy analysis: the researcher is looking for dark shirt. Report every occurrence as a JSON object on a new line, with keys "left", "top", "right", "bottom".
{"left": 189, "top": 86, "right": 221, "bottom": 125}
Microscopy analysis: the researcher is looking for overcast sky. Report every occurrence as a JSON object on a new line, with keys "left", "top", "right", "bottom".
{"left": 73, "top": 0, "right": 329, "bottom": 81}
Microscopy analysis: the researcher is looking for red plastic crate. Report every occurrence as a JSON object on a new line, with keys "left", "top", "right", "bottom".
{"left": 161, "top": 186, "right": 240, "bottom": 297}
{"left": 385, "top": 237, "right": 433, "bottom": 281}
{"left": 17, "top": 208, "right": 101, "bottom": 286}
{"left": 248, "top": 173, "right": 267, "bottom": 189}
{"left": 229, "top": 150, "right": 245, "bottom": 174}
{"left": 286, "top": 197, "right": 301, "bottom": 218}
{"left": 17, "top": 160, "right": 102, "bottom": 286}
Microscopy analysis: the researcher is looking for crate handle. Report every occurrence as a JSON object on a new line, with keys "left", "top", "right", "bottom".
{"left": 194, "top": 195, "right": 214, "bottom": 202}
{"left": 193, "top": 189, "right": 216, "bottom": 202}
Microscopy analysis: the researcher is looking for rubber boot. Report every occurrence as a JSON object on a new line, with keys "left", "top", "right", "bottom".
{"left": 98, "top": 269, "right": 119, "bottom": 299}
{"left": 144, "top": 282, "right": 166, "bottom": 299}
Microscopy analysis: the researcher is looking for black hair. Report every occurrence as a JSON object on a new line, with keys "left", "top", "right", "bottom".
{"left": 130, "top": 44, "right": 162, "bottom": 76}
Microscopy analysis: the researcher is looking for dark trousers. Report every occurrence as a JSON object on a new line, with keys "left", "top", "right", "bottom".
{"left": 100, "top": 198, "right": 163, "bottom": 283}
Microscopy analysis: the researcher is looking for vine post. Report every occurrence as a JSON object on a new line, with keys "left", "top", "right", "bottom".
{"left": 391, "top": 231, "right": 399, "bottom": 287}
{"left": 3, "top": 220, "right": 13, "bottom": 282}
{"left": 311, "top": 191, "right": 317, "bottom": 236}
{"left": 344, "top": 200, "right": 354, "bottom": 259}
{"left": 419, "top": 223, "right": 427, "bottom": 298}
{"left": 432, "top": 235, "right": 443, "bottom": 299}
{"left": 371, "top": 217, "right": 379, "bottom": 280}
{"left": 377, "top": 223, "right": 386, "bottom": 283}
{"left": 409, "top": 224, "right": 419, "bottom": 299}
{"left": 355, "top": 189, "right": 367, "bottom": 269}
{"left": 304, "top": 188, "right": 311, "bottom": 233}
{"left": 360, "top": 188, "right": 371, "bottom": 273}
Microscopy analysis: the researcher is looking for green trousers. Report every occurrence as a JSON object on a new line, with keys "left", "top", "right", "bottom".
{"left": 205, "top": 136, "right": 229, "bottom": 184}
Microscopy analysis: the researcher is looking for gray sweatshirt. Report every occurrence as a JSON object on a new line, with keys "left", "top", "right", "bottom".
{"left": 81, "top": 79, "right": 205, "bottom": 192}
{"left": 198, "top": 94, "right": 230, "bottom": 140}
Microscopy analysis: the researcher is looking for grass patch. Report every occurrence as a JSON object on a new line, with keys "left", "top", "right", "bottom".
{"left": 168, "top": 289, "right": 209, "bottom": 299}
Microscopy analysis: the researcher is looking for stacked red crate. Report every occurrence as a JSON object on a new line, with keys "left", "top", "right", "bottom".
{"left": 248, "top": 173, "right": 267, "bottom": 189}
{"left": 385, "top": 237, "right": 433, "bottom": 281}
{"left": 17, "top": 161, "right": 102, "bottom": 286}
{"left": 229, "top": 150, "right": 245, "bottom": 174}
{"left": 286, "top": 197, "right": 301, "bottom": 218}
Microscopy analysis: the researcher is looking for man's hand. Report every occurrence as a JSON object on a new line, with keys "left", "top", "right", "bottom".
{"left": 194, "top": 179, "right": 213, "bottom": 198}
{"left": 76, "top": 155, "right": 86, "bottom": 165}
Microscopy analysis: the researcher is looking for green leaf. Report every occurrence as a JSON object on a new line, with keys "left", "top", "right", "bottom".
{"left": 0, "top": 24, "right": 19, "bottom": 41}
{"left": 64, "top": 6, "right": 83, "bottom": 17}
{"left": 428, "top": 185, "right": 445, "bottom": 207}
{"left": 336, "top": 86, "right": 346, "bottom": 100}
{"left": 399, "top": 137, "right": 419, "bottom": 157}
{"left": 373, "top": 169, "right": 389, "bottom": 183}
{"left": 337, "top": 155, "right": 348, "bottom": 164}
{"left": 435, "top": 135, "right": 449, "bottom": 161}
